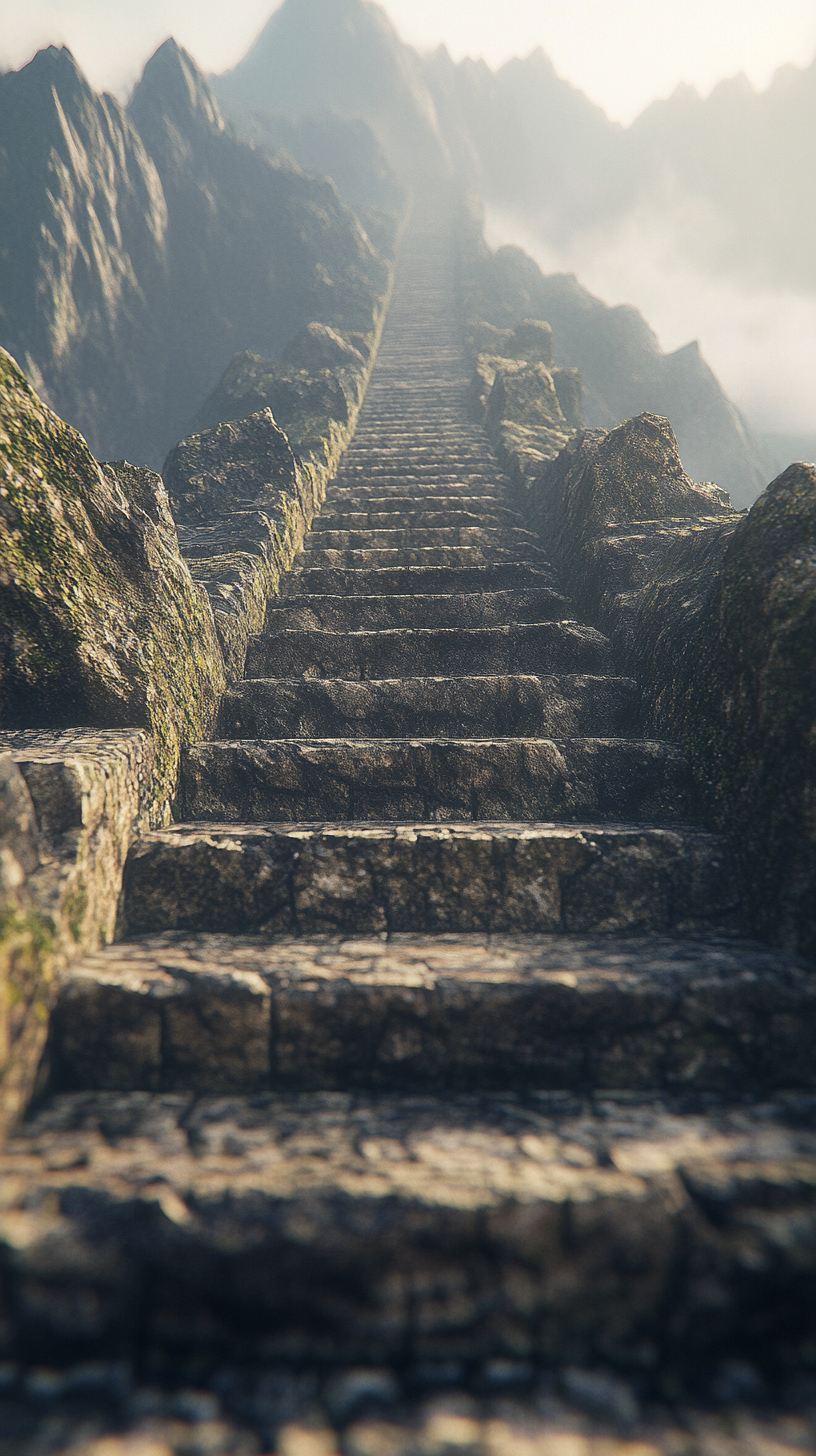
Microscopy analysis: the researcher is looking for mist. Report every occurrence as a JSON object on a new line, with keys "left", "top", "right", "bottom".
{"left": 486, "top": 196, "right": 816, "bottom": 450}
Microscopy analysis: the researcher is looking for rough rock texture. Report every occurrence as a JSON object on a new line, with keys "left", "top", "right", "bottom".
{"left": 471, "top": 319, "right": 582, "bottom": 485}
{"left": 630, "top": 462, "right": 816, "bottom": 957}
{"left": 180, "top": 737, "right": 696, "bottom": 825}
{"left": 119, "top": 822, "right": 740, "bottom": 939}
{"left": 523, "top": 413, "right": 816, "bottom": 957}
{"left": 51, "top": 932, "right": 816, "bottom": 1096}
{"left": 2, "top": 1087, "right": 816, "bottom": 1380}
{"left": 3, "top": 1369, "right": 816, "bottom": 1456}
{"left": 459, "top": 205, "right": 771, "bottom": 507}
{"left": 0, "top": 350, "right": 225, "bottom": 815}
{"left": 163, "top": 408, "right": 360, "bottom": 680}
{"left": 0, "top": 39, "right": 394, "bottom": 466}
{"left": 0, "top": 729, "right": 159, "bottom": 1145}
{"left": 0, "top": 754, "right": 53, "bottom": 1147}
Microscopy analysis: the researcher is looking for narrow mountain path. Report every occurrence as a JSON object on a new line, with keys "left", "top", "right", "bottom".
{"left": 5, "top": 198, "right": 816, "bottom": 1390}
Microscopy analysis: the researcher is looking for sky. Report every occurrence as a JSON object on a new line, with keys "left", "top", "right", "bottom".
{"left": 1, "top": 0, "right": 815, "bottom": 125}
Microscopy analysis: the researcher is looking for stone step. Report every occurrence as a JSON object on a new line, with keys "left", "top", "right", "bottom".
{"left": 314, "top": 509, "right": 522, "bottom": 531}
{"left": 216, "top": 674, "right": 639, "bottom": 740}
{"left": 120, "top": 821, "right": 738, "bottom": 938}
{"left": 4, "top": 1086, "right": 813, "bottom": 1371}
{"left": 50, "top": 932, "right": 816, "bottom": 1095}
{"left": 245, "top": 623, "right": 612, "bottom": 681}
{"left": 301, "top": 546, "right": 548, "bottom": 569}
{"left": 303, "top": 528, "right": 547, "bottom": 554}
{"left": 320, "top": 495, "right": 515, "bottom": 516}
{"left": 180, "top": 737, "right": 697, "bottom": 825}
{"left": 266, "top": 587, "right": 571, "bottom": 631}
{"left": 291, "top": 563, "right": 558, "bottom": 596}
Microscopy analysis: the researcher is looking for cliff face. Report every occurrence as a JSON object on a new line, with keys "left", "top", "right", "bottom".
{"left": 0, "top": 40, "right": 391, "bottom": 467}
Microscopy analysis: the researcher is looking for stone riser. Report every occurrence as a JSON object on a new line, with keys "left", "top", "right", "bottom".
{"left": 313, "top": 509, "right": 522, "bottom": 531}
{"left": 305, "top": 528, "right": 544, "bottom": 553}
{"left": 292, "top": 564, "right": 558, "bottom": 595}
{"left": 120, "top": 822, "right": 739, "bottom": 939}
{"left": 301, "top": 546, "right": 548, "bottom": 569}
{"left": 2, "top": 1087, "right": 814, "bottom": 1375}
{"left": 51, "top": 933, "right": 816, "bottom": 1096}
{"left": 266, "top": 587, "right": 572, "bottom": 631}
{"left": 216, "top": 674, "right": 639, "bottom": 740}
{"left": 180, "top": 737, "right": 697, "bottom": 825}
{"left": 245, "top": 622, "right": 612, "bottom": 681}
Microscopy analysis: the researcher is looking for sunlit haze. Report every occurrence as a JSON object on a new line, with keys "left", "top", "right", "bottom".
{"left": 1, "top": 0, "right": 814, "bottom": 124}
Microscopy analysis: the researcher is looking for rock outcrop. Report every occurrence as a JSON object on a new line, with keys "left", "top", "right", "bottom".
{"left": 0, "top": 348, "right": 225, "bottom": 814}
{"left": 523, "top": 411, "right": 816, "bottom": 957}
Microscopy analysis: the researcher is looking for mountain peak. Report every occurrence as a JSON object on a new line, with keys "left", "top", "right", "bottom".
{"left": 130, "top": 37, "right": 225, "bottom": 140}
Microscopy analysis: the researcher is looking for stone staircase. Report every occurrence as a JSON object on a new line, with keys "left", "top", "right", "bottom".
{"left": 2, "top": 200, "right": 815, "bottom": 1429}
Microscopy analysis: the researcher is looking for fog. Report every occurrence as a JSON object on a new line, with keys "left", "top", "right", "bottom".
{"left": 486, "top": 197, "right": 816, "bottom": 441}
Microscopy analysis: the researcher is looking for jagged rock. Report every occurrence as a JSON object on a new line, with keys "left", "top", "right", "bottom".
{"left": 629, "top": 461, "right": 816, "bottom": 957}
{"left": 194, "top": 352, "right": 363, "bottom": 452}
{"left": 0, "top": 349, "right": 225, "bottom": 816}
{"left": 283, "top": 322, "right": 366, "bottom": 373}
{"left": 0, "top": 39, "right": 392, "bottom": 465}
{"left": 163, "top": 408, "right": 299, "bottom": 523}
{"left": 524, "top": 412, "right": 815, "bottom": 957}
{"left": 476, "top": 356, "right": 574, "bottom": 482}
{"left": 460, "top": 219, "right": 772, "bottom": 506}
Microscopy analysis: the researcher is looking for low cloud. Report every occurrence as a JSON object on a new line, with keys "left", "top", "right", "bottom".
{"left": 486, "top": 196, "right": 816, "bottom": 437}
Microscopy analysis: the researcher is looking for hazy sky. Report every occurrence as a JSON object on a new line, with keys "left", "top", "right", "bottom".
{"left": 2, "top": 0, "right": 815, "bottom": 124}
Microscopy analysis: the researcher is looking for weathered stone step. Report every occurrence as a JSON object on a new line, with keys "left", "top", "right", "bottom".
{"left": 216, "top": 674, "right": 638, "bottom": 740}
{"left": 293, "top": 563, "right": 558, "bottom": 595}
{"left": 314, "top": 508, "right": 522, "bottom": 531}
{"left": 5, "top": 1086, "right": 812, "bottom": 1371}
{"left": 120, "top": 821, "right": 738, "bottom": 938}
{"left": 50, "top": 933, "right": 816, "bottom": 1095}
{"left": 301, "top": 546, "right": 547, "bottom": 570}
{"left": 181, "top": 737, "right": 696, "bottom": 825}
{"left": 303, "top": 528, "right": 546, "bottom": 555}
{"left": 245, "top": 623, "right": 612, "bottom": 681}
{"left": 267, "top": 587, "right": 571, "bottom": 631}
{"left": 320, "top": 495, "right": 515, "bottom": 517}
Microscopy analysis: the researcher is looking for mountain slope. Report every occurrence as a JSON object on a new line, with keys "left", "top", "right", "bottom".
{"left": 0, "top": 39, "right": 391, "bottom": 465}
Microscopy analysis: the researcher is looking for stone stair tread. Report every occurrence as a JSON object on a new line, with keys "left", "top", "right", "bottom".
{"left": 182, "top": 736, "right": 697, "bottom": 825}
{"left": 301, "top": 548, "right": 550, "bottom": 570}
{"left": 52, "top": 931, "right": 816, "bottom": 1095}
{"left": 292, "top": 564, "right": 558, "bottom": 595}
{"left": 3, "top": 1085, "right": 815, "bottom": 1367}
{"left": 216, "top": 673, "right": 639, "bottom": 739}
{"left": 245, "top": 622, "right": 612, "bottom": 680}
{"left": 120, "top": 820, "right": 739, "bottom": 938}
{"left": 266, "top": 587, "right": 572, "bottom": 630}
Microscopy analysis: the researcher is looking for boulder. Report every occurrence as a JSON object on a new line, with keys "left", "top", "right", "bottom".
{"left": 525, "top": 413, "right": 815, "bottom": 957}
{"left": 0, "top": 348, "right": 225, "bottom": 819}
{"left": 163, "top": 407, "right": 300, "bottom": 523}
{"left": 192, "top": 351, "right": 364, "bottom": 456}
{"left": 283, "top": 321, "right": 365, "bottom": 373}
